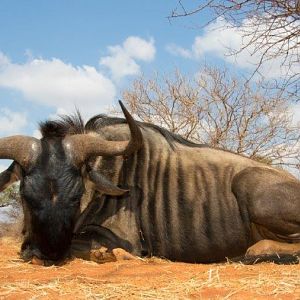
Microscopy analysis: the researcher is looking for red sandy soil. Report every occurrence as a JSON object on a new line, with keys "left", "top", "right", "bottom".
{"left": 0, "top": 237, "right": 299, "bottom": 299}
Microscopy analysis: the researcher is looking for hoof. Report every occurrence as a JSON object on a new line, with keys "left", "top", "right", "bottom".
{"left": 245, "top": 240, "right": 274, "bottom": 257}
{"left": 89, "top": 247, "right": 137, "bottom": 263}
{"left": 112, "top": 248, "right": 138, "bottom": 261}
{"left": 90, "top": 247, "right": 117, "bottom": 263}
{"left": 31, "top": 256, "right": 44, "bottom": 266}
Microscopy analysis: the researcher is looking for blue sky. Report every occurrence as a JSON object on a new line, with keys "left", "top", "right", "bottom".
{"left": 0, "top": 1, "right": 205, "bottom": 72}
{"left": 0, "top": 1, "right": 298, "bottom": 170}
{"left": 0, "top": 1, "right": 210, "bottom": 135}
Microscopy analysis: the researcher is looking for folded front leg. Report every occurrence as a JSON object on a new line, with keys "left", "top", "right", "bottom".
{"left": 71, "top": 225, "right": 136, "bottom": 263}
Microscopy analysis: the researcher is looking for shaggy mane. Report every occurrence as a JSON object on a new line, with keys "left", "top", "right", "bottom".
{"left": 39, "top": 110, "right": 85, "bottom": 138}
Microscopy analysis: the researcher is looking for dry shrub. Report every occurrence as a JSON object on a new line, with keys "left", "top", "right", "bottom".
{"left": 0, "top": 201, "right": 23, "bottom": 239}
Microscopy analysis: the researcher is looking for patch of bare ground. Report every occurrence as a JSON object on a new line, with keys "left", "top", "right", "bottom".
{"left": 0, "top": 237, "right": 299, "bottom": 299}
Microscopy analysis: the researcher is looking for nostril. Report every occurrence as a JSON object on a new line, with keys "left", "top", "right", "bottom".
{"left": 31, "top": 256, "right": 45, "bottom": 266}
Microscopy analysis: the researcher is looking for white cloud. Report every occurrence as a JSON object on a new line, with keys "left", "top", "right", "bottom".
{"left": 0, "top": 36, "right": 155, "bottom": 120}
{"left": 100, "top": 46, "right": 141, "bottom": 80}
{"left": 165, "top": 44, "right": 192, "bottom": 59}
{"left": 191, "top": 18, "right": 243, "bottom": 60}
{"left": 167, "top": 17, "right": 300, "bottom": 79}
{"left": 123, "top": 36, "right": 156, "bottom": 61}
{"left": 0, "top": 52, "right": 9, "bottom": 66}
{"left": 0, "top": 54, "right": 116, "bottom": 119}
{"left": 0, "top": 108, "right": 27, "bottom": 135}
{"left": 100, "top": 36, "right": 155, "bottom": 80}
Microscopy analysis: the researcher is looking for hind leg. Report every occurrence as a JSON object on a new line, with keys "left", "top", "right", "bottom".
{"left": 246, "top": 239, "right": 300, "bottom": 256}
{"left": 232, "top": 167, "right": 300, "bottom": 262}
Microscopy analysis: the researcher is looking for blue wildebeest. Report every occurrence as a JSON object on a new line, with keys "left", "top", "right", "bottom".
{"left": 0, "top": 101, "right": 299, "bottom": 265}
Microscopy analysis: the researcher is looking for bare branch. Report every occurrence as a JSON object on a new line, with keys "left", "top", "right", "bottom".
{"left": 118, "top": 67, "right": 300, "bottom": 170}
{"left": 169, "top": 0, "right": 300, "bottom": 97}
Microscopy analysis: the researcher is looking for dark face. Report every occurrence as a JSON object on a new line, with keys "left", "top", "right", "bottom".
{"left": 20, "top": 138, "right": 84, "bottom": 262}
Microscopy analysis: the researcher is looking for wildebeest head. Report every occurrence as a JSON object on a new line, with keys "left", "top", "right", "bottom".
{"left": 0, "top": 102, "right": 142, "bottom": 263}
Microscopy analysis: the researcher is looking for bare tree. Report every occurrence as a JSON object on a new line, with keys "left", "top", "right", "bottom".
{"left": 121, "top": 67, "right": 300, "bottom": 169}
{"left": 170, "top": 0, "right": 300, "bottom": 97}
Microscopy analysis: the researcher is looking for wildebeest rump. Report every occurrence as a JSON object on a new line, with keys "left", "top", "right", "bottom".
{"left": 0, "top": 102, "right": 299, "bottom": 264}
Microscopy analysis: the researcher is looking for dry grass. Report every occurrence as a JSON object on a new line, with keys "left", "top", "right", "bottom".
{"left": 0, "top": 237, "right": 299, "bottom": 299}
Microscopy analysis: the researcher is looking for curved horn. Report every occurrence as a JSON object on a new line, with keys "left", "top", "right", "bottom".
{"left": 65, "top": 101, "right": 143, "bottom": 165}
{"left": 118, "top": 100, "right": 143, "bottom": 157}
{"left": 0, "top": 135, "right": 41, "bottom": 168}
{"left": 88, "top": 170, "right": 128, "bottom": 196}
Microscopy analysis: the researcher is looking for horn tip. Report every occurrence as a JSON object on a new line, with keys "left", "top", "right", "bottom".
{"left": 119, "top": 100, "right": 132, "bottom": 121}
{"left": 118, "top": 100, "right": 126, "bottom": 113}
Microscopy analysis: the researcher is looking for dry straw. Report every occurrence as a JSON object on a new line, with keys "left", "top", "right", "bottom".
{"left": 0, "top": 237, "right": 299, "bottom": 299}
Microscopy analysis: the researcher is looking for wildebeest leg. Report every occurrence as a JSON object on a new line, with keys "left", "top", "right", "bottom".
{"left": 232, "top": 167, "right": 300, "bottom": 263}
{"left": 72, "top": 225, "right": 137, "bottom": 263}
{"left": 72, "top": 240, "right": 136, "bottom": 263}
{"left": 91, "top": 247, "right": 137, "bottom": 263}
{"left": 246, "top": 239, "right": 300, "bottom": 256}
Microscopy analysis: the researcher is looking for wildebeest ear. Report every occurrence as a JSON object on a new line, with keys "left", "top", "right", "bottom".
{"left": 0, "top": 162, "right": 22, "bottom": 192}
{"left": 88, "top": 170, "right": 129, "bottom": 196}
